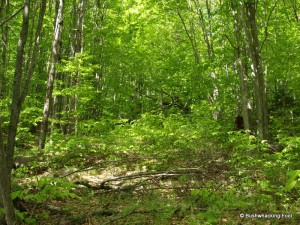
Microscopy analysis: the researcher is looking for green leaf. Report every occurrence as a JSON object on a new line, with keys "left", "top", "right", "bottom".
{"left": 285, "top": 180, "right": 297, "bottom": 191}
{"left": 286, "top": 170, "right": 300, "bottom": 180}
{"left": 11, "top": 190, "right": 22, "bottom": 200}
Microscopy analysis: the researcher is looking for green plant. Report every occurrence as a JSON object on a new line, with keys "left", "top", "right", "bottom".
{"left": 11, "top": 177, "right": 80, "bottom": 223}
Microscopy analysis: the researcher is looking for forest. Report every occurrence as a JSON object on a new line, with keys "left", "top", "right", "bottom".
{"left": 0, "top": 0, "right": 300, "bottom": 224}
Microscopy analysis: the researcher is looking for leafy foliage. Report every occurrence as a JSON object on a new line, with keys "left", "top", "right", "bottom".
{"left": 1, "top": 0, "right": 300, "bottom": 224}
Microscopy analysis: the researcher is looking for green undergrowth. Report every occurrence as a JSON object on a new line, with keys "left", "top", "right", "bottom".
{"left": 11, "top": 111, "right": 300, "bottom": 224}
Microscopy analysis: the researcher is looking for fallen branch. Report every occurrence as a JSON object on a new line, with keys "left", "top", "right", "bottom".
{"left": 98, "top": 179, "right": 152, "bottom": 192}
{"left": 98, "top": 168, "right": 202, "bottom": 188}
{"left": 59, "top": 156, "right": 162, "bottom": 178}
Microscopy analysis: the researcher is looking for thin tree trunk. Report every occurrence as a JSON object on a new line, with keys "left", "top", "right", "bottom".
{"left": 0, "top": 6, "right": 9, "bottom": 218}
{"left": 1, "top": 0, "right": 46, "bottom": 222}
{"left": 6, "top": 0, "right": 30, "bottom": 178}
{"left": 244, "top": 1, "right": 268, "bottom": 139}
{"left": 192, "top": 0, "right": 213, "bottom": 59}
{"left": 0, "top": 117, "right": 17, "bottom": 225}
{"left": 0, "top": 0, "right": 9, "bottom": 100}
{"left": 0, "top": 1, "right": 29, "bottom": 224}
{"left": 232, "top": 2, "right": 250, "bottom": 130}
{"left": 192, "top": 0, "right": 219, "bottom": 119}
{"left": 20, "top": 0, "right": 47, "bottom": 104}
{"left": 68, "top": 0, "right": 87, "bottom": 134}
{"left": 177, "top": 9, "right": 200, "bottom": 65}
{"left": 7, "top": 0, "right": 47, "bottom": 169}
{"left": 92, "top": 0, "right": 107, "bottom": 118}
{"left": 39, "top": 0, "right": 64, "bottom": 150}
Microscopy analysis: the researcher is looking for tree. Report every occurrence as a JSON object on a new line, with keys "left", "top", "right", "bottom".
{"left": 68, "top": 0, "right": 87, "bottom": 134}
{"left": 186, "top": 0, "right": 220, "bottom": 118}
{"left": 39, "top": 0, "right": 64, "bottom": 150}
{"left": 0, "top": 0, "right": 9, "bottom": 100}
{"left": 231, "top": 1, "right": 251, "bottom": 130}
{"left": 1, "top": 0, "right": 30, "bottom": 222}
{"left": 0, "top": 118, "right": 16, "bottom": 225}
{"left": 244, "top": 1, "right": 269, "bottom": 139}
{"left": 0, "top": 0, "right": 47, "bottom": 223}
{"left": 0, "top": 0, "right": 10, "bottom": 220}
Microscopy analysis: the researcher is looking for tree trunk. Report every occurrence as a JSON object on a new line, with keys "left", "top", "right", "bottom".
{"left": 6, "top": 0, "right": 30, "bottom": 179}
{"left": 232, "top": 2, "right": 250, "bottom": 130}
{"left": 244, "top": 1, "right": 269, "bottom": 139}
{"left": 39, "top": 0, "right": 64, "bottom": 150}
{"left": 1, "top": 0, "right": 47, "bottom": 222}
{"left": 0, "top": 0, "right": 9, "bottom": 100}
{"left": 177, "top": 9, "right": 200, "bottom": 65}
{"left": 67, "top": 0, "right": 87, "bottom": 134}
{"left": 191, "top": 0, "right": 219, "bottom": 119}
{"left": 0, "top": 1, "right": 9, "bottom": 217}
{"left": 1, "top": 0, "right": 46, "bottom": 223}
{"left": 0, "top": 117, "right": 17, "bottom": 225}
{"left": 20, "top": 0, "right": 47, "bottom": 104}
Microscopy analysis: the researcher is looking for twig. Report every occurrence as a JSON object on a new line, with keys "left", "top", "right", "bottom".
{"left": 0, "top": 6, "right": 24, "bottom": 27}
{"left": 224, "top": 34, "right": 238, "bottom": 50}
{"left": 29, "top": 203, "right": 38, "bottom": 220}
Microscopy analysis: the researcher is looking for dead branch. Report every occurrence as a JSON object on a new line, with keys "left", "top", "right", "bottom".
{"left": 59, "top": 156, "right": 160, "bottom": 178}
{"left": 98, "top": 168, "right": 202, "bottom": 188}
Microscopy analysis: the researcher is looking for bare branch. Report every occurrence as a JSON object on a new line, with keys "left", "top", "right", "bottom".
{"left": 224, "top": 34, "right": 238, "bottom": 50}
{"left": 99, "top": 168, "right": 202, "bottom": 187}
{"left": 0, "top": 6, "right": 24, "bottom": 27}
{"left": 177, "top": 9, "right": 200, "bottom": 64}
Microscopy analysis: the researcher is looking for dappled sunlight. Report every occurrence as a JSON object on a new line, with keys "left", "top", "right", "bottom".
{"left": 1, "top": 0, "right": 300, "bottom": 224}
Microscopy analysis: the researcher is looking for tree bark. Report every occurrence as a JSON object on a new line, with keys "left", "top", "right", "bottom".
{"left": 244, "top": 1, "right": 269, "bottom": 139}
{"left": 1, "top": 0, "right": 46, "bottom": 222}
{"left": 0, "top": 0, "right": 9, "bottom": 100}
{"left": 0, "top": 5, "right": 9, "bottom": 216}
{"left": 6, "top": 0, "right": 30, "bottom": 179}
{"left": 39, "top": 0, "right": 64, "bottom": 150}
{"left": 20, "top": 0, "right": 47, "bottom": 104}
{"left": 231, "top": 2, "right": 250, "bottom": 130}
{"left": 67, "top": 0, "right": 87, "bottom": 134}
{"left": 0, "top": 117, "right": 17, "bottom": 225}
{"left": 191, "top": 0, "right": 219, "bottom": 119}
{"left": 0, "top": 3, "right": 21, "bottom": 223}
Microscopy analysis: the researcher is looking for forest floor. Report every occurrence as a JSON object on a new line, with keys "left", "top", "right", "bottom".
{"left": 15, "top": 147, "right": 228, "bottom": 224}
{"left": 13, "top": 144, "right": 299, "bottom": 225}
{"left": 11, "top": 117, "right": 300, "bottom": 225}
